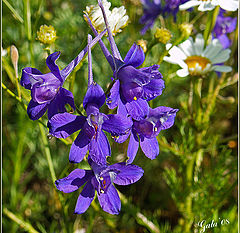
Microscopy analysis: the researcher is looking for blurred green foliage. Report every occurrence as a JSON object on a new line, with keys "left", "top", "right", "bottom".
{"left": 3, "top": 0, "right": 238, "bottom": 232}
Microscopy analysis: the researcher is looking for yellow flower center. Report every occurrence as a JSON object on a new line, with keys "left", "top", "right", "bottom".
{"left": 185, "top": 56, "right": 211, "bottom": 75}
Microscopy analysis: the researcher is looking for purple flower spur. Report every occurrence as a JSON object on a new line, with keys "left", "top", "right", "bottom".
{"left": 20, "top": 30, "right": 106, "bottom": 120}
{"left": 55, "top": 158, "right": 144, "bottom": 215}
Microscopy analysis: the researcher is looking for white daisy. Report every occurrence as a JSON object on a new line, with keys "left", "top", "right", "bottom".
{"left": 84, "top": 0, "right": 129, "bottom": 36}
{"left": 163, "top": 34, "right": 232, "bottom": 77}
{"left": 179, "top": 0, "right": 239, "bottom": 12}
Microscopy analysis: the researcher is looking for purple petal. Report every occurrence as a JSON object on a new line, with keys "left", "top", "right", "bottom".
{"left": 124, "top": 43, "right": 145, "bottom": 67}
{"left": 55, "top": 169, "right": 93, "bottom": 193}
{"left": 69, "top": 130, "right": 90, "bottom": 163}
{"left": 20, "top": 67, "right": 43, "bottom": 89}
{"left": 134, "top": 119, "right": 155, "bottom": 138}
{"left": 106, "top": 80, "right": 120, "bottom": 109}
{"left": 31, "top": 73, "right": 61, "bottom": 104}
{"left": 140, "top": 137, "right": 159, "bottom": 160}
{"left": 114, "top": 131, "right": 130, "bottom": 143}
{"left": 125, "top": 99, "right": 149, "bottom": 121}
{"left": 121, "top": 81, "right": 143, "bottom": 102}
{"left": 83, "top": 83, "right": 105, "bottom": 109}
{"left": 48, "top": 87, "right": 76, "bottom": 119}
{"left": 97, "top": 184, "right": 121, "bottom": 215}
{"left": 143, "top": 78, "right": 165, "bottom": 101}
{"left": 46, "top": 51, "right": 63, "bottom": 82}
{"left": 48, "top": 112, "right": 86, "bottom": 138}
{"left": 117, "top": 99, "right": 128, "bottom": 117}
{"left": 217, "top": 34, "right": 231, "bottom": 49}
{"left": 109, "top": 163, "right": 144, "bottom": 185}
{"left": 117, "top": 65, "right": 150, "bottom": 85}
{"left": 127, "top": 132, "right": 139, "bottom": 164}
{"left": 102, "top": 114, "right": 132, "bottom": 136}
{"left": 27, "top": 99, "right": 48, "bottom": 120}
{"left": 74, "top": 180, "right": 95, "bottom": 214}
{"left": 89, "top": 130, "right": 110, "bottom": 165}
{"left": 150, "top": 106, "right": 178, "bottom": 131}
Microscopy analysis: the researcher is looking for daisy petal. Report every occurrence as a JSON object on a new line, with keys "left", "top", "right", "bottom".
{"left": 212, "top": 65, "right": 232, "bottom": 73}
{"left": 176, "top": 68, "right": 189, "bottom": 77}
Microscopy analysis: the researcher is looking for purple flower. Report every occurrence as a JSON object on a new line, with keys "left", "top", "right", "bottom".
{"left": 116, "top": 106, "right": 178, "bottom": 163}
{"left": 84, "top": 2, "right": 165, "bottom": 121}
{"left": 48, "top": 82, "right": 132, "bottom": 165}
{"left": 107, "top": 43, "right": 165, "bottom": 121}
{"left": 213, "top": 10, "right": 237, "bottom": 49}
{"left": 20, "top": 30, "right": 106, "bottom": 120}
{"left": 48, "top": 36, "right": 132, "bottom": 165}
{"left": 55, "top": 159, "right": 144, "bottom": 215}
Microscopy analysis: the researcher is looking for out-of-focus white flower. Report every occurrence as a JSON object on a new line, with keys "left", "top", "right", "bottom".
{"left": 84, "top": 0, "right": 129, "bottom": 36}
{"left": 179, "top": 0, "right": 239, "bottom": 12}
{"left": 1, "top": 47, "right": 7, "bottom": 57}
{"left": 164, "top": 34, "right": 232, "bottom": 77}
{"left": 74, "top": 229, "right": 86, "bottom": 233}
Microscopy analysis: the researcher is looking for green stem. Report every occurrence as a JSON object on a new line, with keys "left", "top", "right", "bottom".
{"left": 192, "top": 78, "right": 203, "bottom": 127}
{"left": 157, "top": 136, "right": 184, "bottom": 156}
{"left": 184, "top": 153, "right": 196, "bottom": 232}
{"left": 203, "top": 6, "right": 219, "bottom": 44}
{"left": 203, "top": 74, "right": 226, "bottom": 124}
{"left": 3, "top": 208, "right": 39, "bottom": 233}
{"left": 3, "top": 0, "right": 23, "bottom": 23}
{"left": 38, "top": 123, "right": 56, "bottom": 184}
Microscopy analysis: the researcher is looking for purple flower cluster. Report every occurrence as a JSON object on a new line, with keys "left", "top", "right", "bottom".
{"left": 212, "top": 10, "right": 237, "bottom": 49}
{"left": 140, "top": 0, "right": 188, "bottom": 34}
{"left": 20, "top": 0, "right": 178, "bottom": 215}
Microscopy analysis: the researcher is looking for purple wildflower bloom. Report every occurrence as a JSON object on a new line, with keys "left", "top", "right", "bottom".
{"left": 163, "top": 0, "right": 188, "bottom": 19}
{"left": 55, "top": 158, "right": 144, "bottom": 215}
{"left": 116, "top": 106, "right": 178, "bottom": 164}
{"left": 20, "top": 30, "right": 106, "bottom": 120}
{"left": 85, "top": 2, "right": 165, "bottom": 121}
{"left": 140, "top": 0, "right": 162, "bottom": 35}
{"left": 140, "top": 0, "right": 188, "bottom": 34}
{"left": 213, "top": 10, "right": 237, "bottom": 49}
{"left": 48, "top": 35, "right": 132, "bottom": 165}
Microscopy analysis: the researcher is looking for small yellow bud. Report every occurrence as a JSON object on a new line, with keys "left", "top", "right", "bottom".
{"left": 154, "top": 28, "right": 172, "bottom": 44}
{"left": 37, "top": 25, "right": 57, "bottom": 45}
{"left": 137, "top": 39, "right": 147, "bottom": 53}
{"left": 179, "top": 23, "right": 193, "bottom": 38}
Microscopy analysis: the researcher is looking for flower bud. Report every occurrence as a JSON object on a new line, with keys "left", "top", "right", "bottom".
{"left": 137, "top": 39, "right": 147, "bottom": 53}
{"left": 154, "top": 28, "right": 172, "bottom": 44}
{"left": 37, "top": 25, "right": 57, "bottom": 45}
{"left": 10, "top": 45, "right": 19, "bottom": 79}
{"left": 179, "top": 23, "right": 193, "bottom": 38}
